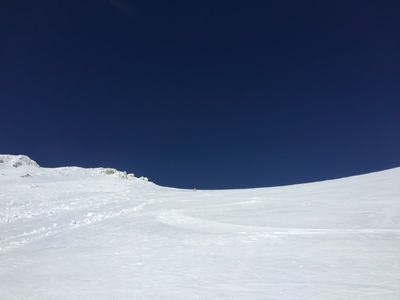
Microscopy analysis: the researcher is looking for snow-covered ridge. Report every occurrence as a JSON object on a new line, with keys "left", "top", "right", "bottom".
{"left": 0, "top": 154, "right": 40, "bottom": 168}
{"left": 0, "top": 154, "right": 149, "bottom": 182}
{"left": 89, "top": 167, "right": 149, "bottom": 181}
{"left": 89, "top": 167, "right": 135, "bottom": 180}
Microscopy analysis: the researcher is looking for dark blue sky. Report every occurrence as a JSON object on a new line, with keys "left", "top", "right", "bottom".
{"left": 1, "top": 0, "right": 399, "bottom": 189}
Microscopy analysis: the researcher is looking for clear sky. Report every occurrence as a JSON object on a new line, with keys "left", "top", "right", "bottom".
{"left": 1, "top": 0, "right": 399, "bottom": 189}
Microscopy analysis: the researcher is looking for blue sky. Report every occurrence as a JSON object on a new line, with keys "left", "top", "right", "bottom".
{"left": 1, "top": 0, "right": 399, "bottom": 188}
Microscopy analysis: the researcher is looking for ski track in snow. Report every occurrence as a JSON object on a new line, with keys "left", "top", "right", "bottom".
{"left": 2, "top": 175, "right": 400, "bottom": 254}
{"left": 156, "top": 210, "right": 400, "bottom": 235}
{"left": 0, "top": 196, "right": 154, "bottom": 253}
{"left": 0, "top": 190, "right": 153, "bottom": 252}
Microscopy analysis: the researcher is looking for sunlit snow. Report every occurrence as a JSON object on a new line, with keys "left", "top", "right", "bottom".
{"left": 1, "top": 155, "right": 399, "bottom": 299}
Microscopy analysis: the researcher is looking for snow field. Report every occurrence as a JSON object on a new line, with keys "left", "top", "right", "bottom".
{"left": 1, "top": 155, "right": 399, "bottom": 299}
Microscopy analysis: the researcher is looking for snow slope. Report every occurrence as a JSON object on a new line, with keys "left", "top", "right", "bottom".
{"left": 1, "top": 154, "right": 399, "bottom": 299}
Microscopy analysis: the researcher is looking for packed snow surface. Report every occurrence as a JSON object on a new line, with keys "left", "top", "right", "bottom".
{"left": 1, "top": 154, "right": 399, "bottom": 299}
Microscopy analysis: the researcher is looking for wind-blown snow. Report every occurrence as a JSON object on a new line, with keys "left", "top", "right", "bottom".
{"left": 1, "top": 154, "right": 399, "bottom": 299}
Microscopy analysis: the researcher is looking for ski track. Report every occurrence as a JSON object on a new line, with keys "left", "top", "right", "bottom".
{"left": 156, "top": 209, "right": 400, "bottom": 236}
{"left": 0, "top": 191, "right": 153, "bottom": 254}
{"left": 3, "top": 200, "right": 398, "bottom": 254}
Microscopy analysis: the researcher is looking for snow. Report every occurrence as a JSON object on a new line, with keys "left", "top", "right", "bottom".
{"left": 1, "top": 154, "right": 399, "bottom": 299}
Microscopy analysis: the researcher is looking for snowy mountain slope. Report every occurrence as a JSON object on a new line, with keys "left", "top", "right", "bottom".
{"left": 0, "top": 155, "right": 399, "bottom": 299}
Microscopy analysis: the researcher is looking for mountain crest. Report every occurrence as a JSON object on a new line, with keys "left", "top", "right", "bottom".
{"left": 0, "top": 155, "right": 40, "bottom": 168}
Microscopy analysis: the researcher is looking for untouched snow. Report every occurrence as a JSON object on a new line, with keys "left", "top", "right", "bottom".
{"left": 0, "top": 155, "right": 399, "bottom": 299}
